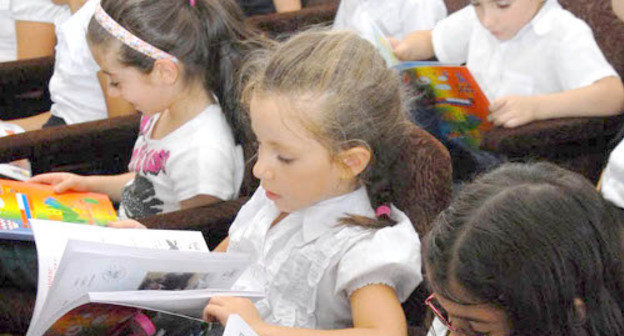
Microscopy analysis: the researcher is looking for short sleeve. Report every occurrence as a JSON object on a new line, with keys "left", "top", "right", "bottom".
{"left": 431, "top": 5, "right": 474, "bottom": 64}
{"left": 554, "top": 18, "right": 618, "bottom": 90}
{"left": 10, "top": 0, "right": 70, "bottom": 24}
{"left": 335, "top": 210, "right": 422, "bottom": 301}
{"left": 170, "top": 140, "right": 243, "bottom": 203}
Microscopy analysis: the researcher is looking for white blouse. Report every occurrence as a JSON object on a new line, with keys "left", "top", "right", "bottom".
{"left": 228, "top": 186, "right": 422, "bottom": 329}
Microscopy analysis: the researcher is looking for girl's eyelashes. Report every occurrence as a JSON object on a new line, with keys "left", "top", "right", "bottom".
{"left": 277, "top": 155, "right": 294, "bottom": 164}
{"left": 109, "top": 81, "right": 120, "bottom": 88}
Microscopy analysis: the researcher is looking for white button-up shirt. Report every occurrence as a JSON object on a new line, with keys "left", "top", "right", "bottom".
{"left": 432, "top": 0, "right": 617, "bottom": 101}
{"left": 228, "top": 186, "right": 422, "bottom": 329}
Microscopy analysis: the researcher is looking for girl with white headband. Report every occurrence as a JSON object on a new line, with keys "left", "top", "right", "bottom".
{"left": 31, "top": 0, "right": 262, "bottom": 221}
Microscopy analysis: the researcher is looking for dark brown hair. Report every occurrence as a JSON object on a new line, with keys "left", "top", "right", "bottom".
{"left": 425, "top": 162, "right": 624, "bottom": 336}
{"left": 87, "top": 0, "right": 265, "bottom": 144}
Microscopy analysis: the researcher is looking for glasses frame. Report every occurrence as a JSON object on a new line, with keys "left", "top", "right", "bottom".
{"left": 425, "top": 294, "right": 485, "bottom": 336}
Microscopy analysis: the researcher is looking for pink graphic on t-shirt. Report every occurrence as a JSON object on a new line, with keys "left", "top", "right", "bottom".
{"left": 129, "top": 144, "right": 170, "bottom": 176}
{"left": 139, "top": 115, "right": 154, "bottom": 135}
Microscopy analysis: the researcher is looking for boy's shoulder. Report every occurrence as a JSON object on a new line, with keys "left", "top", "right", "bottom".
{"left": 533, "top": 3, "right": 593, "bottom": 41}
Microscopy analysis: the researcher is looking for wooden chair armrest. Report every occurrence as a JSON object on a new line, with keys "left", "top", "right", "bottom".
{"left": 0, "top": 114, "right": 140, "bottom": 174}
{"left": 481, "top": 115, "right": 624, "bottom": 156}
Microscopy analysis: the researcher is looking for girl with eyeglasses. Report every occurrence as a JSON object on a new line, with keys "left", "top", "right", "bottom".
{"left": 423, "top": 162, "right": 624, "bottom": 336}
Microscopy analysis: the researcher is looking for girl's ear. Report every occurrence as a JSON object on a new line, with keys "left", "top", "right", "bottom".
{"left": 338, "top": 146, "right": 372, "bottom": 179}
{"left": 151, "top": 59, "right": 179, "bottom": 86}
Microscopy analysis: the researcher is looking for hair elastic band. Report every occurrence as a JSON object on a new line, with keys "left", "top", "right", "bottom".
{"left": 189, "top": 0, "right": 196, "bottom": 6}
{"left": 94, "top": 4, "right": 179, "bottom": 63}
{"left": 375, "top": 205, "right": 391, "bottom": 218}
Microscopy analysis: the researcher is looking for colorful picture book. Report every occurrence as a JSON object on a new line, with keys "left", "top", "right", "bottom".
{"left": 0, "top": 179, "right": 118, "bottom": 240}
{"left": 395, "top": 62, "right": 492, "bottom": 148}
{"left": 27, "top": 220, "right": 263, "bottom": 336}
{"left": 353, "top": 14, "right": 492, "bottom": 148}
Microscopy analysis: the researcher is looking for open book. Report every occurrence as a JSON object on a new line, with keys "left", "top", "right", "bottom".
{"left": 356, "top": 17, "right": 492, "bottom": 148}
{"left": 27, "top": 220, "right": 263, "bottom": 336}
{"left": 0, "top": 179, "right": 118, "bottom": 240}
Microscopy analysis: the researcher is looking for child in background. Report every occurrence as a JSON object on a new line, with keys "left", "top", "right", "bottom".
{"left": 201, "top": 30, "right": 421, "bottom": 335}
{"left": 1, "top": 0, "right": 69, "bottom": 62}
{"left": 7, "top": 0, "right": 133, "bottom": 131}
{"left": 11, "top": 0, "right": 70, "bottom": 60}
{"left": 333, "top": 0, "right": 447, "bottom": 40}
{"left": 392, "top": 0, "right": 624, "bottom": 128}
{"left": 30, "top": 0, "right": 257, "bottom": 220}
{"left": 424, "top": 162, "right": 624, "bottom": 336}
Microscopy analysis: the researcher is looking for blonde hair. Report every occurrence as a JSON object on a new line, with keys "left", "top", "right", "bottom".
{"left": 242, "top": 29, "right": 413, "bottom": 228}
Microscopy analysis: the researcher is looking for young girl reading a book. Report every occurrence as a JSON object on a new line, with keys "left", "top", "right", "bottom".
{"left": 424, "top": 162, "right": 624, "bottom": 336}
{"left": 391, "top": 0, "right": 624, "bottom": 128}
{"left": 30, "top": 0, "right": 257, "bottom": 220}
{"left": 198, "top": 30, "right": 422, "bottom": 335}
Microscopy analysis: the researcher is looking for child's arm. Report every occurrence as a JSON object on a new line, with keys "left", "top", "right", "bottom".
{"left": 96, "top": 72, "right": 136, "bottom": 118}
{"left": 272, "top": 0, "right": 301, "bottom": 13}
{"left": 489, "top": 76, "right": 624, "bottom": 128}
{"left": 203, "top": 284, "right": 407, "bottom": 336}
{"left": 9, "top": 112, "right": 53, "bottom": 131}
{"left": 29, "top": 172, "right": 135, "bottom": 201}
{"left": 390, "top": 30, "right": 434, "bottom": 61}
{"left": 15, "top": 21, "right": 56, "bottom": 59}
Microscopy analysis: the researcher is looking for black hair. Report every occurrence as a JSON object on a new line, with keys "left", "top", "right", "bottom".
{"left": 87, "top": 0, "right": 266, "bottom": 144}
{"left": 424, "top": 162, "right": 624, "bottom": 336}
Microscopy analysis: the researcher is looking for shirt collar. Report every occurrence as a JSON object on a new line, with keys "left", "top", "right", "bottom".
{"left": 299, "top": 186, "right": 375, "bottom": 243}
{"left": 528, "top": 0, "right": 561, "bottom": 36}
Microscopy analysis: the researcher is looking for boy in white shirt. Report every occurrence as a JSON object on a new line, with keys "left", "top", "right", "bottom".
{"left": 392, "top": 0, "right": 624, "bottom": 128}
{"left": 333, "top": 0, "right": 447, "bottom": 40}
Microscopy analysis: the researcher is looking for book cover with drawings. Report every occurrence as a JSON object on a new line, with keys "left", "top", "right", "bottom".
{"left": 0, "top": 179, "right": 117, "bottom": 240}
{"left": 396, "top": 62, "right": 492, "bottom": 148}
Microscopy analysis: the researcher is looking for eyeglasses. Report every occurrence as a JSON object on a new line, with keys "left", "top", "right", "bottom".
{"left": 425, "top": 294, "right": 489, "bottom": 336}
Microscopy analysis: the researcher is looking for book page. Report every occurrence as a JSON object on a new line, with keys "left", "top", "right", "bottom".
{"left": 34, "top": 240, "right": 251, "bottom": 335}
{"left": 29, "top": 220, "right": 210, "bottom": 335}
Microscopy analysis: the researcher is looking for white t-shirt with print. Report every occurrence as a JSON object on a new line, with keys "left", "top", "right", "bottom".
{"left": 228, "top": 186, "right": 422, "bottom": 329}
{"left": 333, "top": 0, "right": 447, "bottom": 40}
{"left": 431, "top": 0, "right": 617, "bottom": 101}
{"left": 48, "top": 0, "right": 107, "bottom": 125}
{"left": 118, "top": 104, "right": 245, "bottom": 220}
{"left": 602, "top": 140, "right": 624, "bottom": 208}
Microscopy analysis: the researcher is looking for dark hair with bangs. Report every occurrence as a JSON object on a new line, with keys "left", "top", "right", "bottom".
{"left": 424, "top": 162, "right": 624, "bottom": 336}
{"left": 87, "top": 0, "right": 265, "bottom": 144}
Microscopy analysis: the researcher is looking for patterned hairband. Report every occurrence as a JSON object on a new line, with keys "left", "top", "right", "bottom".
{"left": 94, "top": 4, "right": 179, "bottom": 63}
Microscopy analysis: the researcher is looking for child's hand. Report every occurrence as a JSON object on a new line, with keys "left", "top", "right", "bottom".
{"left": 107, "top": 219, "right": 147, "bottom": 229}
{"left": 489, "top": 95, "right": 540, "bottom": 128}
{"left": 203, "top": 296, "right": 264, "bottom": 329}
{"left": 28, "top": 172, "right": 90, "bottom": 193}
{"left": 389, "top": 30, "right": 434, "bottom": 61}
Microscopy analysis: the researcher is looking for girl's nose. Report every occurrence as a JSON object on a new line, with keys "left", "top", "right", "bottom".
{"left": 252, "top": 155, "right": 273, "bottom": 180}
